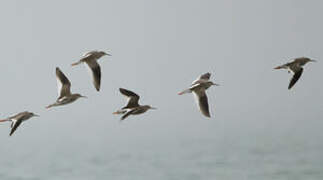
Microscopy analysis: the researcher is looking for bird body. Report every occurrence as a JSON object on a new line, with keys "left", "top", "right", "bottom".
{"left": 71, "top": 50, "right": 111, "bottom": 91}
{"left": 46, "top": 67, "right": 86, "bottom": 109}
{"left": 113, "top": 88, "right": 156, "bottom": 120}
{"left": 0, "top": 111, "right": 39, "bottom": 136}
{"left": 178, "top": 73, "right": 218, "bottom": 118}
{"left": 46, "top": 93, "right": 85, "bottom": 108}
{"left": 274, "top": 57, "right": 316, "bottom": 89}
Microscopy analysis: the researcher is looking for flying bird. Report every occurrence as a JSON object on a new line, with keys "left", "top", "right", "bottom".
{"left": 71, "top": 50, "right": 111, "bottom": 91}
{"left": 274, "top": 57, "right": 316, "bottom": 89}
{"left": 178, "top": 72, "right": 219, "bottom": 118}
{"left": 113, "top": 88, "right": 156, "bottom": 120}
{"left": 0, "top": 111, "right": 39, "bottom": 136}
{"left": 46, "top": 67, "right": 87, "bottom": 109}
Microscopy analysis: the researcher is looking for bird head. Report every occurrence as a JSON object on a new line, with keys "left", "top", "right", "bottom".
{"left": 301, "top": 57, "right": 317, "bottom": 64}
{"left": 99, "top": 51, "right": 111, "bottom": 57}
{"left": 29, "top": 112, "right": 39, "bottom": 118}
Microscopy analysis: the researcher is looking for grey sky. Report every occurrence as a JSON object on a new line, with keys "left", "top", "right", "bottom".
{"left": 0, "top": 0, "right": 322, "bottom": 179}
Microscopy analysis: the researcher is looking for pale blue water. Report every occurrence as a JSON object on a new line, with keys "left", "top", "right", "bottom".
{"left": 1, "top": 133, "right": 322, "bottom": 180}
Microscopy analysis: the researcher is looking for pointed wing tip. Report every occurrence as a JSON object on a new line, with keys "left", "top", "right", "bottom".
{"left": 119, "top": 88, "right": 139, "bottom": 97}
{"left": 9, "top": 131, "right": 14, "bottom": 136}
{"left": 288, "top": 68, "right": 303, "bottom": 90}
{"left": 95, "top": 82, "right": 101, "bottom": 91}
{"left": 56, "top": 67, "right": 62, "bottom": 75}
{"left": 203, "top": 113, "right": 211, "bottom": 118}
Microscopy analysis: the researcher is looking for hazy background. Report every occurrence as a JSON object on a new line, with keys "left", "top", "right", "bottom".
{"left": 0, "top": 0, "right": 322, "bottom": 179}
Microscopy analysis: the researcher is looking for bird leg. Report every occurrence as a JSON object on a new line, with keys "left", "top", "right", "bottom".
{"left": 71, "top": 61, "right": 82, "bottom": 66}
{"left": 178, "top": 89, "right": 191, "bottom": 95}
{"left": 0, "top": 119, "right": 9, "bottom": 122}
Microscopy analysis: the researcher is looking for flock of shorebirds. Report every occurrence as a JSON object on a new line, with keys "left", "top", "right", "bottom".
{"left": 0, "top": 52, "right": 317, "bottom": 136}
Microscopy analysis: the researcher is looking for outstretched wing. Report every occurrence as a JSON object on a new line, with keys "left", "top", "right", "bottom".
{"left": 193, "top": 89, "right": 211, "bottom": 118}
{"left": 86, "top": 61, "right": 101, "bottom": 91}
{"left": 288, "top": 68, "right": 303, "bottom": 90}
{"left": 10, "top": 120, "right": 22, "bottom": 136}
{"left": 119, "top": 88, "right": 140, "bottom": 108}
{"left": 81, "top": 51, "right": 96, "bottom": 58}
{"left": 56, "top": 67, "right": 71, "bottom": 98}
{"left": 121, "top": 109, "right": 136, "bottom": 121}
{"left": 199, "top": 72, "right": 211, "bottom": 80}
{"left": 192, "top": 72, "right": 211, "bottom": 85}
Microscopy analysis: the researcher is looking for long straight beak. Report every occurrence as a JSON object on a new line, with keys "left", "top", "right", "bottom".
{"left": 81, "top": 96, "right": 88, "bottom": 98}
{"left": 34, "top": 114, "right": 40, "bottom": 117}
{"left": 150, "top": 107, "right": 157, "bottom": 110}
{"left": 310, "top": 59, "right": 317, "bottom": 62}
{"left": 213, "top": 83, "right": 220, "bottom": 86}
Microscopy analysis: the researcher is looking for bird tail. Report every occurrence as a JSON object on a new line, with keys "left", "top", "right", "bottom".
{"left": 178, "top": 89, "right": 191, "bottom": 95}
{"left": 71, "top": 61, "right": 82, "bottom": 66}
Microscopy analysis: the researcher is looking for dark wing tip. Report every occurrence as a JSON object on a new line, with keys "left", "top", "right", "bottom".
{"left": 119, "top": 88, "right": 139, "bottom": 97}
{"left": 56, "top": 67, "right": 71, "bottom": 86}
{"left": 198, "top": 93, "right": 211, "bottom": 118}
{"left": 201, "top": 72, "right": 211, "bottom": 80}
{"left": 202, "top": 111, "right": 211, "bottom": 118}
{"left": 56, "top": 67, "right": 62, "bottom": 75}
{"left": 121, "top": 113, "right": 130, "bottom": 120}
{"left": 90, "top": 65, "right": 101, "bottom": 92}
{"left": 288, "top": 68, "right": 303, "bottom": 90}
{"left": 119, "top": 88, "right": 128, "bottom": 92}
{"left": 9, "top": 127, "right": 16, "bottom": 136}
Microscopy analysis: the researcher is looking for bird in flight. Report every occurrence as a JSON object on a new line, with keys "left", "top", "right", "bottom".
{"left": 46, "top": 67, "right": 87, "bottom": 109}
{"left": 274, "top": 57, "right": 316, "bottom": 89}
{"left": 0, "top": 111, "right": 39, "bottom": 136}
{"left": 113, "top": 88, "right": 157, "bottom": 120}
{"left": 178, "top": 72, "right": 219, "bottom": 118}
{"left": 71, "top": 50, "right": 111, "bottom": 91}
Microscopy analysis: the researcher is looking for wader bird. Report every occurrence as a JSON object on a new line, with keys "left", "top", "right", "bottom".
{"left": 113, "top": 88, "right": 156, "bottom": 120}
{"left": 46, "top": 67, "right": 86, "bottom": 109}
{"left": 0, "top": 111, "right": 39, "bottom": 136}
{"left": 178, "top": 73, "right": 219, "bottom": 118}
{"left": 71, "top": 50, "right": 111, "bottom": 91}
{"left": 274, "top": 57, "right": 316, "bottom": 89}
